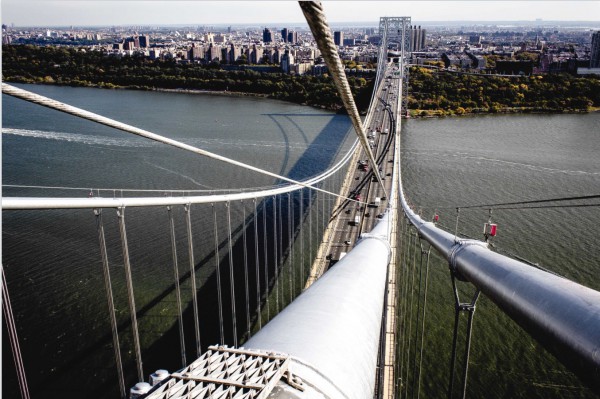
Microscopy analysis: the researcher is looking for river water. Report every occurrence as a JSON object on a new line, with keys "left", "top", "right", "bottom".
{"left": 3, "top": 85, "right": 599, "bottom": 398}
{"left": 2, "top": 84, "right": 354, "bottom": 398}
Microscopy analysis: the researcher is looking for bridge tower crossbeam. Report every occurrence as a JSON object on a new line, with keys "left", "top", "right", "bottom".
{"left": 379, "top": 17, "right": 412, "bottom": 117}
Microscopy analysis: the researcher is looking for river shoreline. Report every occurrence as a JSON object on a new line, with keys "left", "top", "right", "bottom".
{"left": 6, "top": 80, "right": 599, "bottom": 118}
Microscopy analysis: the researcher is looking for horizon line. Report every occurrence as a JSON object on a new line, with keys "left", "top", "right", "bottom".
{"left": 7, "top": 19, "right": 600, "bottom": 29}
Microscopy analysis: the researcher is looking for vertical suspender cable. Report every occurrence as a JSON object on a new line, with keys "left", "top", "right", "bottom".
{"left": 273, "top": 195, "right": 280, "bottom": 314}
{"left": 398, "top": 218, "right": 409, "bottom": 398}
{"left": 400, "top": 227, "right": 410, "bottom": 398}
{"left": 328, "top": 178, "right": 333, "bottom": 223}
{"left": 461, "top": 289, "right": 480, "bottom": 399}
{"left": 263, "top": 200, "right": 270, "bottom": 321}
{"left": 448, "top": 274, "right": 461, "bottom": 399}
{"left": 116, "top": 207, "right": 143, "bottom": 382}
{"left": 309, "top": 189, "right": 313, "bottom": 266}
{"left": 397, "top": 216, "right": 408, "bottom": 396}
{"left": 300, "top": 189, "right": 305, "bottom": 291}
{"left": 2, "top": 266, "right": 31, "bottom": 399}
{"left": 94, "top": 209, "right": 126, "bottom": 399}
{"left": 241, "top": 200, "right": 251, "bottom": 340}
{"left": 416, "top": 245, "right": 431, "bottom": 399}
{"left": 167, "top": 206, "right": 186, "bottom": 367}
{"left": 316, "top": 190, "right": 320, "bottom": 248}
{"left": 253, "top": 198, "right": 262, "bottom": 330}
{"left": 279, "top": 195, "right": 284, "bottom": 306}
{"left": 184, "top": 204, "right": 201, "bottom": 356}
{"left": 411, "top": 241, "right": 426, "bottom": 399}
{"left": 410, "top": 229, "right": 420, "bottom": 395}
{"left": 288, "top": 192, "right": 294, "bottom": 301}
{"left": 225, "top": 202, "right": 238, "bottom": 347}
{"left": 212, "top": 204, "right": 225, "bottom": 345}
{"left": 404, "top": 228, "right": 418, "bottom": 398}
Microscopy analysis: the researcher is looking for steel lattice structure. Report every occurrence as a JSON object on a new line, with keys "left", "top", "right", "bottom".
{"left": 379, "top": 17, "right": 411, "bottom": 116}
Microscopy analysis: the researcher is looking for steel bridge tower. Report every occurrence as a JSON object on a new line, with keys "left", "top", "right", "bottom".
{"left": 379, "top": 17, "right": 411, "bottom": 117}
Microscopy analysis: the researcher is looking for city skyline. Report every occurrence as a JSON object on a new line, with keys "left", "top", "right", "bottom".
{"left": 2, "top": 1, "right": 599, "bottom": 27}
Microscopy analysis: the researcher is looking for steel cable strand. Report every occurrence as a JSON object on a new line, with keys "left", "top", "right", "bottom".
{"left": 253, "top": 198, "right": 262, "bottom": 330}
{"left": 273, "top": 196, "right": 280, "bottom": 314}
{"left": 300, "top": 189, "right": 305, "bottom": 293}
{"left": 225, "top": 202, "right": 238, "bottom": 347}
{"left": 2, "top": 83, "right": 362, "bottom": 206}
{"left": 397, "top": 218, "right": 408, "bottom": 397}
{"left": 167, "top": 205, "right": 187, "bottom": 367}
{"left": 184, "top": 204, "right": 202, "bottom": 356}
{"left": 262, "top": 200, "right": 270, "bottom": 321}
{"left": 116, "top": 207, "right": 144, "bottom": 381}
{"left": 2, "top": 266, "right": 31, "bottom": 399}
{"left": 415, "top": 240, "right": 431, "bottom": 399}
{"left": 298, "top": 1, "right": 387, "bottom": 196}
{"left": 94, "top": 210, "right": 126, "bottom": 398}
{"left": 398, "top": 222, "right": 411, "bottom": 398}
{"left": 411, "top": 240, "right": 427, "bottom": 399}
{"left": 288, "top": 193, "right": 294, "bottom": 303}
{"left": 401, "top": 226, "right": 415, "bottom": 398}
{"left": 241, "top": 200, "right": 251, "bottom": 341}
{"left": 405, "top": 228, "right": 419, "bottom": 398}
{"left": 212, "top": 204, "right": 225, "bottom": 345}
{"left": 396, "top": 216, "right": 409, "bottom": 396}
{"left": 436, "top": 194, "right": 600, "bottom": 210}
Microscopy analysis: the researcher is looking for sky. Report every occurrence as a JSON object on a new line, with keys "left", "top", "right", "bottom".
{"left": 2, "top": 1, "right": 599, "bottom": 27}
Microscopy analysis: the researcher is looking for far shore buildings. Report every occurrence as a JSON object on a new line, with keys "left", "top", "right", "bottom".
{"left": 591, "top": 31, "right": 600, "bottom": 68}
{"left": 7, "top": 23, "right": 598, "bottom": 76}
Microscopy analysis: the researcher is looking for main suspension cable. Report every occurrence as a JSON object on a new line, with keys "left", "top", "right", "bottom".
{"left": 2, "top": 83, "right": 362, "bottom": 205}
{"left": 298, "top": 1, "right": 388, "bottom": 197}
{"left": 438, "top": 194, "right": 600, "bottom": 210}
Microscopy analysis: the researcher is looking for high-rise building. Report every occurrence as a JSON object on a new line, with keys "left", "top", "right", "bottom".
{"left": 281, "top": 49, "right": 295, "bottom": 73}
{"left": 334, "top": 31, "right": 344, "bottom": 46}
{"left": 189, "top": 44, "right": 205, "bottom": 60}
{"left": 206, "top": 43, "right": 222, "bottom": 63}
{"left": 272, "top": 47, "right": 283, "bottom": 64}
{"left": 138, "top": 35, "right": 150, "bottom": 48}
{"left": 123, "top": 39, "right": 136, "bottom": 51}
{"left": 469, "top": 35, "right": 481, "bottom": 45}
{"left": 287, "top": 31, "right": 298, "bottom": 44}
{"left": 281, "top": 28, "right": 289, "bottom": 43}
{"left": 263, "top": 28, "right": 273, "bottom": 43}
{"left": 591, "top": 31, "right": 600, "bottom": 68}
{"left": 410, "top": 26, "right": 426, "bottom": 51}
{"left": 227, "top": 43, "right": 241, "bottom": 64}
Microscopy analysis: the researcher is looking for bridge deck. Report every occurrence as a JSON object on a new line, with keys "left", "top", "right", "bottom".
{"left": 306, "top": 65, "right": 402, "bottom": 398}
{"left": 307, "top": 67, "right": 400, "bottom": 283}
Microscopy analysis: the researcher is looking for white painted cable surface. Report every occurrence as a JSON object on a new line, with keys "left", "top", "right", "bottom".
{"left": 298, "top": 1, "right": 387, "bottom": 197}
{"left": 244, "top": 212, "right": 392, "bottom": 399}
{"left": 2, "top": 140, "right": 363, "bottom": 210}
{"left": 1, "top": 83, "right": 356, "bottom": 204}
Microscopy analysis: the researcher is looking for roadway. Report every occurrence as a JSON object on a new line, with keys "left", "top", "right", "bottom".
{"left": 316, "top": 65, "right": 401, "bottom": 269}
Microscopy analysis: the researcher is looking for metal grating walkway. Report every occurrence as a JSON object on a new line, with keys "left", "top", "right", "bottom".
{"left": 142, "top": 346, "right": 302, "bottom": 399}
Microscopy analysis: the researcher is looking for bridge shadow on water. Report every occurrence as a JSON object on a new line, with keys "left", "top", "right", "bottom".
{"left": 15, "top": 113, "right": 353, "bottom": 398}
{"left": 140, "top": 112, "right": 352, "bottom": 381}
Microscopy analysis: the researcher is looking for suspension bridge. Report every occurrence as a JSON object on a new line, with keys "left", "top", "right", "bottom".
{"left": 3, "top": 3, "right": 600, "bottom": 399}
